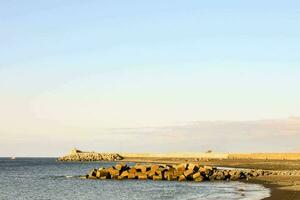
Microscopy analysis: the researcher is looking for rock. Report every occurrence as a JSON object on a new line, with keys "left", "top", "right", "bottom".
{"left": 135, "top": 165, "right": 150, "bottom": 173}
{"left": 155, "top": 168, "right": 167, "bottom": 177}
{"left": 174, "top": 170, "right": 184, "bottom": 177}
{"left": 194, "top": 176, "right": 204, "bottom": 182}
{"left": 111, "top": 174, "right": 119, "bottom": 179}
{"left": 215, "top": 171, "right": 225, "bottom": 180}
{"left": 204, "top": 166, "right": 213, "bottom": 171}
{"left": 209, "top": 174, "right": 216, "bottom": 181}
{"left": 96, "top": 169, "right": 109, "bottom": 178}
{"left": 166, "top": 165, "right": 175, "bottom": 170}
{"left": 88, "top": 169, "right": 97, "bottom": 178}
{"left": 128, "top": 173, "right": 136, "bottom": 179}
{"left": 120, "top": 171, "right": 129, "bottom": 178}
{"left": 85, "top": 163, "right": 277, "bottom": 183}
{"left": 151, "top": 165, "right": 160, "bottom": 171}
{"left": 108, "top": 168, "right": 120, "bottom": 176}
{"left": 138, "top": 174, "right": 148, "bottom": 180}
{"left": 252, "top": 171, "right": 259, "bottom": 177}
{"left": 178, "top": 175, "right": 186, "bottom": 181}
{"left": 199, "top": 167, "right": 206, "bottom": 173}
{"left": 166, "top": 174, "right": 177, "bottom": 181}
{"left": 192, "top": 172, "right": 201, "bottom": 180}
{"left": 176, "top": 163, "right": 187, "bottom": 171}
{"left": 183, "top": 169, "right": 194, "bottom": 178}
{"left": 147, "top": 170, "right": 156, "bottom": 179}
{"left": 153, "top": 175, "right": 163, "bottom": 181}
{"left": 188, "top": 164, "right": 199, "bottom": 172}
{"left": 135, "top": 172, "right": 144, "bottom": 177}
{"left": 129, "top": 167, "right": 137, "bottom": 174}
{"left": 118, "top": 176, "right": 126, "bottom": 180}
{"left": 115, "top": 164, "right": 126, "bottom": 171}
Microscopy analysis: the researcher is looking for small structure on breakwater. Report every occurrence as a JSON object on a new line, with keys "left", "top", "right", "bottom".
{"left": 85, "top": 163, "right": 267, "bottom": 182}
{"left": 58, "top": 148, "right": 123, "bottom": 161}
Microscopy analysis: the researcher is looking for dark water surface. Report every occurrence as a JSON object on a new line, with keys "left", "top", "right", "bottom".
{"left": 0, "top": 158, "right": 270, "bottom": 200}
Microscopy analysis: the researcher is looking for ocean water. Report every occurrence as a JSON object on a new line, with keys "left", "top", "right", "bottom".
{"left": 0, "top": 158, "right": 270, "bottom": 200}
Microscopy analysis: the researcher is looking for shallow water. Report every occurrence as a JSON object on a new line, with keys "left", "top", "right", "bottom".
{"left": 0, "top": 158, "right": 270, "bottom": 200}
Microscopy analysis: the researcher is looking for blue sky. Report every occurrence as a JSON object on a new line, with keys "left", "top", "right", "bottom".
{"left": 0, "top": 1, "right": 300, "bottom": 156}
{"left": 1, "top": 0, "right": 299, "bottom": 68}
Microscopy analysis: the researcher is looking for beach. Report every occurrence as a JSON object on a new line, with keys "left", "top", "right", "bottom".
{"left": 56, "top": 149, "right": 300, "bottom": 199}
{"left": 58, "top": 149, "right": 300, "bottom": 199}
{"left": 122, "top": 157, "right": 300, "bottom": 199}
{"left": 250, "top": 176, "right": 300, "bottom": 200}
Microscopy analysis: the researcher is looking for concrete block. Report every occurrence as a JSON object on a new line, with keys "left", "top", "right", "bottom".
{"left": 120, "top": 171, "right": 129, "bottom": 178}
{"left": 192, "top": 172, "right": 201, "bottom": 180}
{"left": 178, "top": 175, "right": 186, "bottom": 181}
{"left": 184, "top": 169, "right": 194, "bottom": 177}
{"left": 138, "top": 174, "right": 148, "bottom": 180}
{"left": 115, "top": 163, "right": 126, "bottom": 171}
{"left": 153, "top": 175, "right": 162, "bottom": 181}
{"left": 194, "top": 176, "right": 203, "bottom": 182}
{"left": 128, "top": 173, "right": 136, "bottom": 179}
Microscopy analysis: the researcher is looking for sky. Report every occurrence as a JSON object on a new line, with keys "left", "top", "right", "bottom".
{"left": 0, "top": 0, "right": 300, "bottom": 156}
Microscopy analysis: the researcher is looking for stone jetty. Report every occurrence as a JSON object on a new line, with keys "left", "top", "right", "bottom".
{"left": 58, "top": 148, "right": 123, "bottom": 161}
{"left": 84, "top": 163, "right": 270, "bottom": 182}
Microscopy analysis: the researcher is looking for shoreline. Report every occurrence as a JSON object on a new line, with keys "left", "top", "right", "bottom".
{"left": 58, "top": 150, "right": 300, "bottom": 200}
{"left": 117, "top": 158, "right": 300, "bottom": 200}
{"left": 83, "top": 159, "right": 300, "bottom": 200}
{"left": 247, "top": 176, "right": 300, "bottom": 200}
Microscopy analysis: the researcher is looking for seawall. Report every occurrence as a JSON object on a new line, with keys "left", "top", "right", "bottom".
{"left": 58, "top": 149, "right": 300, "bottom": 161}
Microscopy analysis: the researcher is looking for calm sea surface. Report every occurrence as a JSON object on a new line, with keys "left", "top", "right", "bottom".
{"left": 0, "top": 158, "right": 270, "bottom": 200}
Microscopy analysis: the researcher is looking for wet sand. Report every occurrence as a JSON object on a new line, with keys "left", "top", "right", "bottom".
{"left": 247, "top": 176, "right": 300, "bottom": 200}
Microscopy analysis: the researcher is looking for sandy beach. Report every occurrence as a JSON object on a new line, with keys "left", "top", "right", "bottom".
{"left": 249, "top": 176, "right": 300, "bottom": 200}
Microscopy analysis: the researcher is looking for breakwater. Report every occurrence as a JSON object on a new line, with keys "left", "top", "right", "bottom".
{"left": 58, "top": 149, "right": 300, "bottom": 162}
{"left": 58, "top": 149, "right": 123, "bottom": 161}
{"left": 85, "top": 163, "right": 269, "bottom": 182}
{"left": 120, "top": 152, "right": 300, "bottom": 161}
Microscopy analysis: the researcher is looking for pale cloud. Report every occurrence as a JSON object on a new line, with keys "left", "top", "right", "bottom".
{"left": 1, "top": 117, "right": 300, "bottom": 156}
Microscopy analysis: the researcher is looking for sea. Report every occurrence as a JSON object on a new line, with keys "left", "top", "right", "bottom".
{"left": 0, "top": 158, "right": 270, "bottom": 200}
